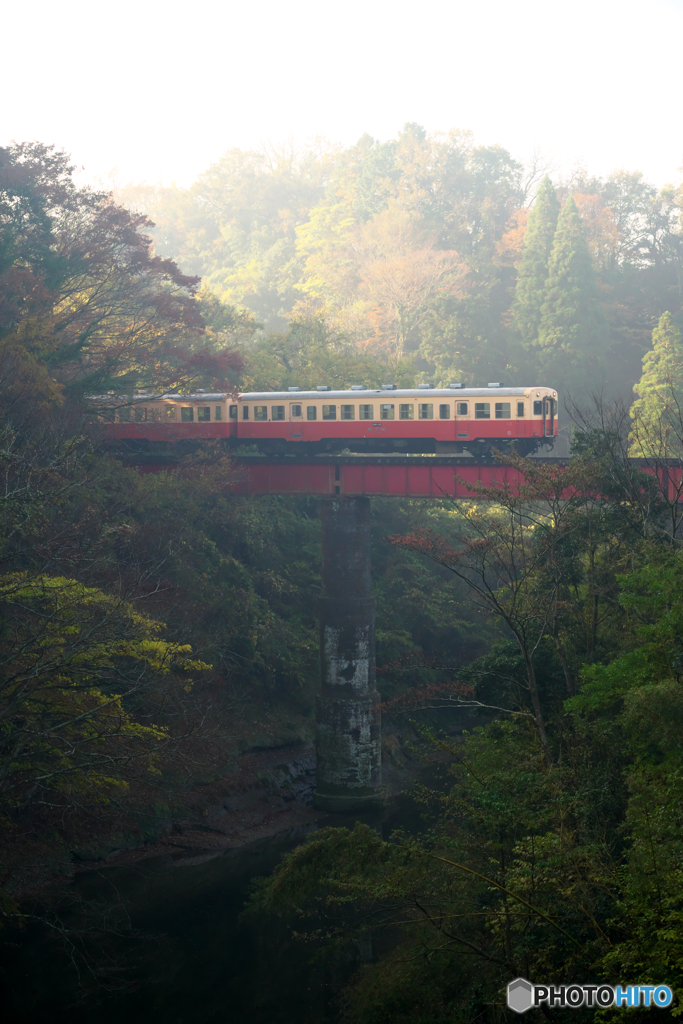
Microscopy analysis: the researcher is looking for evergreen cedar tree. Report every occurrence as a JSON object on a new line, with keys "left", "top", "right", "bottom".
{"left": 630, "top": 311, "right": 683, "bottom": 457}
{"left": 537, "top": 194, "right": 608, "bottom": 392}
{"left": 510, "top": 174, "right": 560, "bottom": 347}
{"left": 509, "top": 180, "right": 607, "bottom": 397}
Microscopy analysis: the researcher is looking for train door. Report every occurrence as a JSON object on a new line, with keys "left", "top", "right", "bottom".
{"left": 454, "top": 399, "right": 469, "bottom": 442}
{"left": 515, "top": 399, "right": 525, "bottom": 436}
{"left": 289, "top": 402, "right": 304, "bottom": 440}
{"left": 542, "top": 397, "right": 555, "bottom": 438}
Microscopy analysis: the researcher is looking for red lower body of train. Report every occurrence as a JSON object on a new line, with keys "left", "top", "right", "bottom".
{"left": 102, "top": 415, "right": 558, "bottom": 458}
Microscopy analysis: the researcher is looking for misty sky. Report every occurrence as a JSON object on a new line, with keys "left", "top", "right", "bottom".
{"left": 4, "top": 0, "right": 682, "bottom": 188}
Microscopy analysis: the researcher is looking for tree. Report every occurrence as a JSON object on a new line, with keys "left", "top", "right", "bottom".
{"left": 346, "top": 205, "right": 465, "bottom": 361}
{"left": 572, "top": 192, "right": 619, "bottom": 270}
{"left": 509, "top": 175, "right": 560, "bottom": 354}
{"left": 137, "top": 142, "right": 337, "bottom": 329}
{"left": 630, "top": 311, "right": 683, "bottom": 457}
{"left": 297, "top": 203, "right": 464, "bottom": 363}
{"left": 536, "top": 195, "right": 608, "bottom": 393}
{"left": 294, "top": 199, "right": 360, "bottom": 307}
{"left": 0, "top": 142, "right": 223, "bottom": 400}
{"left": 391, "top": 456, "right": 599, "bottom": 765}
{"left": 248, "top": 448, "right": 683, "bottom": 1023}
{"left": 0, "top": 574, "right": 208, "bottom": 810}
{"left": 239, "top": 312, "right": 414, "bottom": 392}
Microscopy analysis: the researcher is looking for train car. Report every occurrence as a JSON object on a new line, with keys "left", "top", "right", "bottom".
{"left": 93, "top": 391, "right": 236, "bottom": 443}
{"left": 93, "top": 383, "right": 559, "bottom": 458}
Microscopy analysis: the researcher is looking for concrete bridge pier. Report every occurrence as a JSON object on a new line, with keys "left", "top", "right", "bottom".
{"left": 313, "top": 496, "right": 384, "bottom": 813}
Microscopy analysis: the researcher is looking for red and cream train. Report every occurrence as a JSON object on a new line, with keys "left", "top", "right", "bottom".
{"left": 95, "top": 383, "right": 559, "bottom": 458}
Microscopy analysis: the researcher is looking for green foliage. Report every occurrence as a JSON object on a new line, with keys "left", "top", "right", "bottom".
{"left": 195, "top": 287, "right": 260, "bottom": 348}
{"left": 112, "top": 129, "right": 683, "bottom": 403}
{"left": 630, "top": 311, "right": 683, "bottom": 456}
{"left": 509, "top": 175, "right": 560, "bottom": 351}
{"left": 0, "top": 573, "right": 206, "bottom": 805}
{"left": 8, "top": 132, "right": 683, "bottom": 1012}
{"left": 239, "top": 312, "right": 415, "bottom": 392}
{"left": 536, "top": 196, "right": 608, "bottom": 393}
{"left": 570, "top": 549, "right": 683, "bottom": 718}
{"left": 0, "top": 369, "right": 474, "bottom": 901}
{"left": 249, "top": 456, "right": 683, "bottom": 1022}
{"left": 124, "top": 128, "right": 526, "bottom": 384}
{"left": 138, "top": 144, "right": 335, "bottom": 329}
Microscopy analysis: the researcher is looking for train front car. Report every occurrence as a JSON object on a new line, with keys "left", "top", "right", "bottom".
{"left": 90, "top": 391, "right": 236, "bottom": 449}
{"left": 236, "top": 385, "right": 559, "bottom": 457}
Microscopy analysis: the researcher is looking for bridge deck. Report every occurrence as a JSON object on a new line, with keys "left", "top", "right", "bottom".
{"left": 127, "top": 452, "right": 683, "bottom": 499}
{"left": 228, "top": 455, "right": 566, "bottom": 497}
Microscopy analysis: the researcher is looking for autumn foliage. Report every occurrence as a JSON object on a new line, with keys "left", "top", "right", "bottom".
{"left": 0, "top": 142, "right": 244, "bottom": 400}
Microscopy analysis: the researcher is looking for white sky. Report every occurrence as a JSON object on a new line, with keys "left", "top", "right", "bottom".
{"left": 2, "top": 0, "right": 682, "bottom": 189}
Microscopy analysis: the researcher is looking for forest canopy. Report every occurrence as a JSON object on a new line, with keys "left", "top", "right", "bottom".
{"left": 4, "top": 130, "right": 683, "bottom": 1020}
{"left": 0, "top": 141, "right": 483, "bottom": 914}
{"left": 113, "top": 125, "right": 683, "bottom": 405}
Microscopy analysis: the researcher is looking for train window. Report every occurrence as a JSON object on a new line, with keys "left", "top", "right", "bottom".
{"left": 439, "top": 404, "right": 450, "bottom": 419}
{"left": 359, "top": 404, "right": 374, "bottom": 420}
{"left": 119, "top": 407, "right": 131, "bottom": 422}
{"left": 166, "top": 406, "right": 176, "bottom": 419}
{"left": 322, "top": 405, "right": 337, "bottom": 420}
{"left": 101, "top": 408, "right": 116, "bottom": 422}
{"left": 197, "top": 407, "right": 210, "bottom": 422}
{"left": 135, "top": 407, "right": 146, "bottom": 422}
{"left": 419, "top": 404, "right": 433, "bottom": 420}
{"left": 215, "top": 406, "right": 222, "bottom": 420}
{"left": 229, "top": 405, "right": 238, "bottom": 419}
{"left": 456, "top": 402, "right": 468, "bottom": 416}
{"left": 242, "top": 405, "right": 249, "bottom": 419}
{"left": 533, "top": 400, "right": 543, "bottom": 415}
{"left": 272, "top": 406, "right": 285, "bottom": 420}
{"left": 495, "top": 403, "right": 511, "bottom": 419}
{"left": 291, "top": 404, "right": 302, "bottom": 417}
{"left": 380, "top": 404, "right": 395, "bottom": 420}
{"left": 399, "top": 404, "right": 414, "bottom": 420}
{"left": 148, "top": 408, "right": 162, "bottom": 422}
{"left": 474, "top": 403, "right": 490, "bottom": 419}
{"left": 307, "top": 406, "right": 317, "bottom": 420}
{"left": 517, "top": 402, "right": 524, "bottom": 417}
{"left": 341, "top": 405, "right": 355, "bottom": 420}
{"left": 254, "top": 406, "right": 268, "bottom": 420}
{"left": 181, "top": 407, "right": 194, "bottom": 422}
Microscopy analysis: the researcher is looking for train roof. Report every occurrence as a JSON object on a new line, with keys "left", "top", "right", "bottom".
{"left": 239, "top": 386, "right": 557, "bottom": 400}
{"left": 88, "top": 386, "right": 558, "bottom": 403}
{"left": 88, "top": 392, "right": 232, "bottom": 402}
{"left": 161, "top": 393, "right": 231, "bottom": 400}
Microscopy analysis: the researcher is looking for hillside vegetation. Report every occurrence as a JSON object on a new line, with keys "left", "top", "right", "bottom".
{"left": 3, "top": 135, "right": 683, "bottom": 1020}
{"left": 115, "top": 124, "right": 683, "bottom": 402}
{"left": 0, "top": 142, "right": 482, "bottom": 900}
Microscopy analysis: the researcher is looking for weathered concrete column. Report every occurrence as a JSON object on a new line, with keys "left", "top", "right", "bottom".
{"left": 314, "top": 497, "right": 384, "bottom": 813}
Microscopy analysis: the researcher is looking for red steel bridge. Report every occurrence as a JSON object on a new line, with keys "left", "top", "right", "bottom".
{"left": 127, "top": 452, "right": 683, "bottom": 500}
{"left": 229, "top": 455, "right": 558, "bottom": 497}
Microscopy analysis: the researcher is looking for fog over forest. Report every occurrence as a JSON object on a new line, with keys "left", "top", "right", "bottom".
{"left": 107, "top": 124, "right": 683, "bottom": 412}
{"left": 4, "top": 36, "right": 683, "bottom": 1020}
